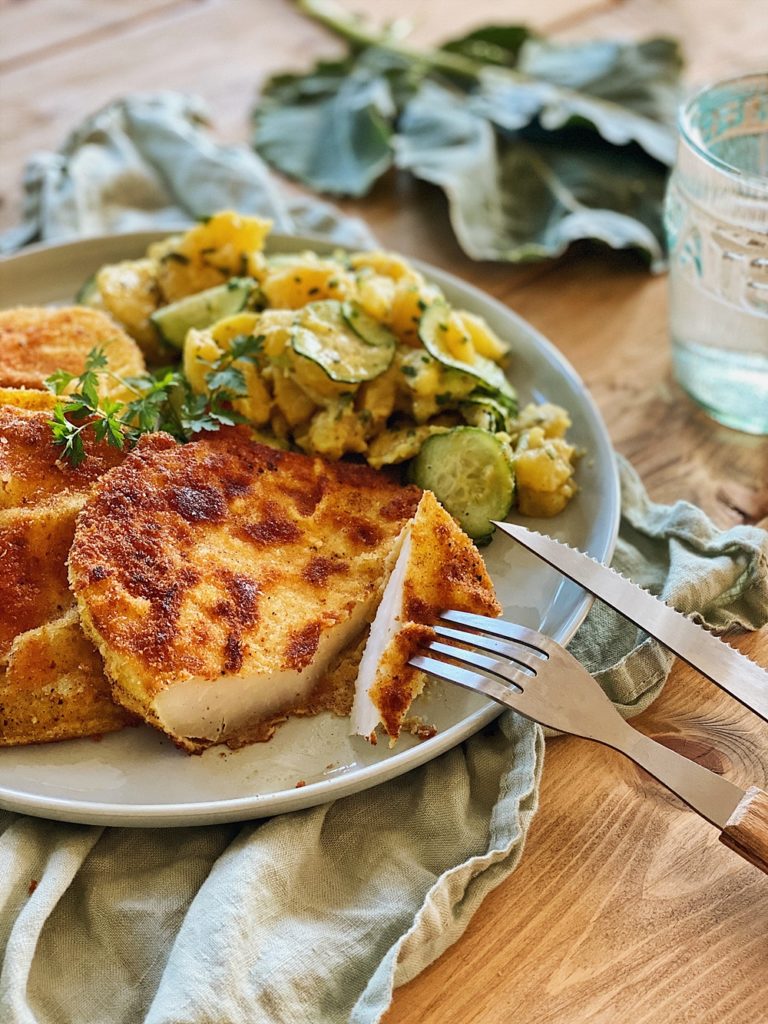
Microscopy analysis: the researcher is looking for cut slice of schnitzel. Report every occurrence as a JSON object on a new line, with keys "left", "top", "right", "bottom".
{"left": 351, "top": 490, "right": 501, "bottom": 744}
{"left": 0, "top": 398, "right": 126, "bottom": 511}
{"left": 69, "top": 430, "right": 422, "bottom": 752}
{"left": 0, "top": 307, "right": 145, "bottom": 399}
{"left": 0, "top": 401, "right": 125, "bottom": 660}
{"left": 0, "top": 609, "right": 135, "bottom": 746}
{"left": 0, "top": 396, "right": 129, "bottom": 745}
{"left": 0, "top": 498, "right": 85, "bottom": 662}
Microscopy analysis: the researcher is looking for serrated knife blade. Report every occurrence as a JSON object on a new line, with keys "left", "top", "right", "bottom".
{"left": 493, "top": 520, "right": 768, "bottom": 723}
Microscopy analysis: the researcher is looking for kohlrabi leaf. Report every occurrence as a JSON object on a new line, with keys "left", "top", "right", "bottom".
{"left": 518, "top": 37, "right": 683, "bottom": 125}
{"left": 250, "top": 0, "right": 683, "bottom": 268}
{"left": 472, "top": 68, "right": 677, "bottom": 165}
{"left": 479, "top": 35, "right": 684, "bottom": 165}
{"left": 396, "top": 82, "right": 666, "bottom": 268}
{"left": 252, "top": 50, "right": 404, "bottom": 196}
{"left": 439, "top": 24, "right": 535, "bottom": 68}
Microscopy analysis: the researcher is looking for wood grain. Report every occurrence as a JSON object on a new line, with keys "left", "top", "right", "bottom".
{"left": 2, "top": 1, "right": 767, "bottom": 1022}
{"left": 556, "top": 0, "right": 768, "bottom": 82}
{"left": 387, "top": 639, "right": 768, "bottom": 1024}
{"left": 721, "top": 786, "right": 768, "bottom": 874}
{"left": 0, "top": 0, "right": 193, "bottom": 69}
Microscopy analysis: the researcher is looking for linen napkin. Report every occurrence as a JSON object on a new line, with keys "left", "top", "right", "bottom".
{"left": 0, "top": 92, "right": 374, "bottom": 253}
{"left": 1, "top": 94, "right": 767, "bottom": 1024}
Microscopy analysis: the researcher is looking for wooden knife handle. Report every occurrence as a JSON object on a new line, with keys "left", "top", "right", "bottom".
{"left": 719, "top": 787, "right": 768, "bottom": 874}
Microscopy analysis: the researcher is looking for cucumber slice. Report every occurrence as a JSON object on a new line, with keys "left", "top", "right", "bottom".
{"left": 150, "top": 277, "right": 256, "bottom": 350}
{"left": 419, "top": 300, "right": 516, "bottom": 408}
{"left": 460, "top": 392, "right": 518, "bottom": 431}
{"left": 409, "top": 427, "right": 514, "bottom": 541}
{"left": 75, "top": 274, "right": 102, "bottom": 307}
{"left": 291, "top": 300, "right": 395, "bottom": 384}
{"left": 342, "top": 302, "right": 398, "bottom": 349}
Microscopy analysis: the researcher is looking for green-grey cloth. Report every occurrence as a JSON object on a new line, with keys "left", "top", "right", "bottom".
{"left": 2, "top": 95, "right": 768, "bottom": 1024}
{"left": 0, "top": 93, "right": 375, "bottom": 254}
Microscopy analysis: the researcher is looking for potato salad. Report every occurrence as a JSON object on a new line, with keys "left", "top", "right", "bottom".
{"left": 79, "top": 211, "right": 579, "bottom": 539}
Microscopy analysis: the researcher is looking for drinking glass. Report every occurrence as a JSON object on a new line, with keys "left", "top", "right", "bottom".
{"left": 663, "top": 73, "right": 768, "bottom": 434}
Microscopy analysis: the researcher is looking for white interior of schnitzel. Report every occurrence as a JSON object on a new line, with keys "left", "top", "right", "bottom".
{"left": 153, "top": 597, "right": 376, "bottom": 742}
{"left": 350, "top": 526, "right": 412, "bottom": 741}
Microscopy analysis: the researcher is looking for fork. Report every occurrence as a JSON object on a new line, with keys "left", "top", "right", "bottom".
{"left": 410, "top": 610, "right": 768, "bottom": 874}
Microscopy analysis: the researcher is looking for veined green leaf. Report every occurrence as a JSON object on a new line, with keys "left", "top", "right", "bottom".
{"left": 250, "top": 2, "right": 683, "bottom": 268}
{"left": 469, "top": 35, "right": 683, "bottom": 167}
{"left": 396, "top": 82, "right": 666, "bottom": 268}
{"left": 252, "top": 50, "right": 405, "bottom": 196}
{"left": 518, "top": 37, "right": 683, "bottom": 125}
{"left": 440, "top": 24, "right": 534, "bottom": 68}
{"left": 473, "top": 67, "right": 676, "bottom": 167}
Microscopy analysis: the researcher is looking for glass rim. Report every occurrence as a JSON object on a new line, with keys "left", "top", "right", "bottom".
{"left": 679, "top": 70, "right": 768, "bottom": 194}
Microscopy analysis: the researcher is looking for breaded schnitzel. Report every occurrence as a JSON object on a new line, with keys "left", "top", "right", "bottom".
{"left": 0, "top": 396, "right": 132, "bottom": 745}
{"left": 69, "top": 430, "right": 423, "bottom": 752}
{"left": 351, "top": 490, "right": 500, "bottom": 744}
{"left": 1, "top": 609, "right": 132, "bottom": 746}
{"left": 0, "top": 307, "right": 145, "bottom": 399}
{"left": 0, "top": 400, "right": 125, "bottom": 512}
{"left": 0, "top": 401, "right": 125, "bottom": 659}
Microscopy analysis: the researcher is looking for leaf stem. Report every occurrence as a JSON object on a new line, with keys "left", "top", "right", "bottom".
{"left": 297, "top": 0, "right": 673, "bottom": 164}
{"left": 297, "top": 0, "right": 489, "bottom": 82}
{"left": 104, "top": 368, "right": 144, "bottom": 398}
{"left": 517, "top": 143, "right": 585, "bottom": 214}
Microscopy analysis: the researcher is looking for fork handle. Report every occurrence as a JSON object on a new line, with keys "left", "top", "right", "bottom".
{"left": 719, "top": 788, "right": 768, "bottom": 873}
{"left": 608, "top": 724, "right": 768, "bottom": 874}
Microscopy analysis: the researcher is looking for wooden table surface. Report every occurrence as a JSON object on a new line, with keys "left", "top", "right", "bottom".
{"left": 2, "top": 1, "right": 768, "bottom": 1021}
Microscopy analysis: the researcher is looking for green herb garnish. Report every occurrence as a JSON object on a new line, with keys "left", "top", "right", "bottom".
{"left": 45, "top": 337, "right": 264, "bottom": 466}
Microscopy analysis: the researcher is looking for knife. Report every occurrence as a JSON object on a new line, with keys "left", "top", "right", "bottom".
{"left": 493, "top": 521, "right": 768, "bottom": 723}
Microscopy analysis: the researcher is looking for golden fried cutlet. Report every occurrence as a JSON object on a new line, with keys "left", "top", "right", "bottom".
{"left": 351, "top": 490, "right": 501, "bottom": 744}
{"left": 0, "top": 306, "right": 145, "bottom": 399}
{"left": 69, "top": 429, "right": 423, "bottom": 752}
{"left": 0, "top": 498, "right": 84, "bottom": 663}
{"left": 0, "top": 387, "right": 58, "bottom": 412}
{"left": 0, "top": 403, "right": 123, "bottom": 659}
{"left": 0, "top": 401, "right": 125, "bottom": 510}
{"left": 0, "top": 400, "right": 128, "bottom": 745}
{"left": 0, "top": 609, "right": 135, "bottom": 746}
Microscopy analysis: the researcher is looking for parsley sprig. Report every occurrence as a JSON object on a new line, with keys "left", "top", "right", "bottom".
{"left": 45, "top": 333, "right": 264, "bottom": 466}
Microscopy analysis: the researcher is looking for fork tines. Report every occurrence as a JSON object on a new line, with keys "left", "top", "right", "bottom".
{"left": 408, "top": 611, "right": 550, "bottom": 706}
{"left": 438, "top": 610, "right": 550, "bottom": 652}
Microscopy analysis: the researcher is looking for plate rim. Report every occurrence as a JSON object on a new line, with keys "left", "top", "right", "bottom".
{"left": 0, "top": 230, "right": 620, "bottom": 826}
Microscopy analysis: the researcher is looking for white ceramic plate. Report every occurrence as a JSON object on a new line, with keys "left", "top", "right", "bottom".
{"left": 0, "top": 233, "right": 620, "bottom": 826}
